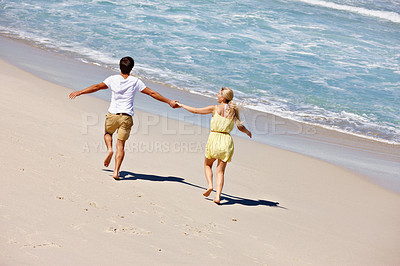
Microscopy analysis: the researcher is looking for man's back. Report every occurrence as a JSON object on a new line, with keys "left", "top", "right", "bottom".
{"left": 104, "top": 74, "right": 146, "bottom": 116}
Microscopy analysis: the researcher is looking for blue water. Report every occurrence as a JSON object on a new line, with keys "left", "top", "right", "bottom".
{"left": 1, "top": 0, "right": 399, "bottom": 143}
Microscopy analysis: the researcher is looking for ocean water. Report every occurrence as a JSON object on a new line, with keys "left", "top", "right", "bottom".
{"left": 1, "top": 0, "right": 399, "bottom": 143}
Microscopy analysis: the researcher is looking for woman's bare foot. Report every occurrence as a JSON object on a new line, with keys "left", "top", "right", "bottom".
{"left": 213, "top": 196, "right": 221, "bottom": 205}
{"left": 104, "top": 150, "right": 113, "bottom": 167}
{"left": 112, "top": 171, "right": 120, "bottom": 180}
{"left": 203, "top": 188, "right": 213, "bottom": 197}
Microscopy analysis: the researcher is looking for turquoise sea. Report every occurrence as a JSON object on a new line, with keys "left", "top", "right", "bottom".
{"left": 1, "top": 0, "right": 400, "bottom": 144}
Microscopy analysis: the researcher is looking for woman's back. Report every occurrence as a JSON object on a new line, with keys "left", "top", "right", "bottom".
{"left": 210, "top": 110, "right": 234, "bottom": 133}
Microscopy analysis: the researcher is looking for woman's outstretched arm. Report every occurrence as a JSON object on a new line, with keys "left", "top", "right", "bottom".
{"left": 236, "top": 121, "right": 252, "bottom": 138}
{"left": 178, "top": 103, "right": 215, "bottom": 114}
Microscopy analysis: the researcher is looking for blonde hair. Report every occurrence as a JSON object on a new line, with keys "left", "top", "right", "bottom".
{"left": 221, "top": 87, "right": 242, "bottom": 125}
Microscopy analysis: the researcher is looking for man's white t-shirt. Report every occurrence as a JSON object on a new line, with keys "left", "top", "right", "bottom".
{"left": 103, "top": 75, "right": 146, "bottom": 116}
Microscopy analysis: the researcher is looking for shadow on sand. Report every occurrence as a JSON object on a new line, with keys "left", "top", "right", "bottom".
{"left": 103, "top": 169, "right": 285, "bottom": 208}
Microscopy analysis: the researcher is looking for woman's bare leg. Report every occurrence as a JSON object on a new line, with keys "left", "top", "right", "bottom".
{"left": 203, "top": 157, "right": 216, "bottom": 197}
{"left": 214, "top": 159, "right": 227, "bottom": 204}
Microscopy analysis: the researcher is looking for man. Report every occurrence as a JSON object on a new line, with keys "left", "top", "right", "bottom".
{"left": 69, "top": 56, "right": 180, "bottom": 180}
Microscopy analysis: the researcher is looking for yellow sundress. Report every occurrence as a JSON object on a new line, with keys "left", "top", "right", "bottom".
{"left": 205, "top": 107, "right": 235, "bottom": 162}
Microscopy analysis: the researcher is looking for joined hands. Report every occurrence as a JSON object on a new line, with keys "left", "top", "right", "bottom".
{"left": 169, "top": 100, "right": 182, "bottom": 109}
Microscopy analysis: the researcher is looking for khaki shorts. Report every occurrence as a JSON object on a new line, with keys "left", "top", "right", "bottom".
{"left": 105, "top": 113, "right": 134, "bottom": 141}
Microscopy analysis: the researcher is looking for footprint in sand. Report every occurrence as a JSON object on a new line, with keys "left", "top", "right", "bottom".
{"left": 89, "top": 202, "right": 97, "bottom": 208}
{"left": 71, "top": 223, "right": 87, "bottom": 230}
{"left": 22, "top": 242, "right": 61, "bottom": 248}
{"left": 181, "top": 222, "right": 221, "bottom": 241}
{"left": 107, "top": 226, "right": 152, "bottom": 235}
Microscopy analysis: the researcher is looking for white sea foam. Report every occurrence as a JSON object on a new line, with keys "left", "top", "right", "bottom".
{"left": 244, "top": 99, "right": 400, "bottom": 144}
{"left": 292, "top": 51, "right": 316, "bottom": 56}
{"left": 295, "top": 0, "right": 400, "bottom": 23}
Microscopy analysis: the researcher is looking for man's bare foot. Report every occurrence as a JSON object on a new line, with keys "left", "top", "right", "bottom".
{"left": 104, "top": 150, "right": 113, "bottom": 167}
{"left": 203, "top": 188, "right": 213, "bottom": 197}
{"left": 213, "top": 197, "right": 221, "bottom": 205}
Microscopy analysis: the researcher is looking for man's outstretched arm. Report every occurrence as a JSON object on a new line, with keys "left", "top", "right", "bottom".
{"left": 69, "top": 82, "right": 108, "bottom": 99}
{"left": 141, "top": 87, "right": 180, "bottom": 108}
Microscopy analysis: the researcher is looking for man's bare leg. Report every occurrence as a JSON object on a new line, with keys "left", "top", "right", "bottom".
{"left": 203, "top": 157, "right": 216, "bottom": 197}
{"left": 104, "top": 132, "right": 113, "bottom": 167}
{"left": 113, "top": 139, "right": 126, "bottom": 180}
{"left": 213, "top": 159, "right": 227, "bottom": 205}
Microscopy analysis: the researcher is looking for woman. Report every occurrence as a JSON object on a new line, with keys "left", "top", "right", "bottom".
{"left": 178, "top": 87, "right": 252, "bottom": 204}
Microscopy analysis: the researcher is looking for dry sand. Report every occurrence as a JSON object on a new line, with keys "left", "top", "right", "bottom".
{"left": 1, "top": 58, "right": 400, "bottom": 265}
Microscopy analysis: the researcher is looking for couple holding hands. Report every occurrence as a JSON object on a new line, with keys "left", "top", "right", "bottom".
{"left": 69, "top": 57, "right": 251, "bottom": 205}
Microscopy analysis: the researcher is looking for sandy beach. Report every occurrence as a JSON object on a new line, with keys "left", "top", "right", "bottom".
{"left": 1, "top": 57, "right": 400, "bottom": 265}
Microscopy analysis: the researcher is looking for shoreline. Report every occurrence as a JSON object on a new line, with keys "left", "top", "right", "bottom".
{"left": 0, "top": 34, "right": 399, "bottom": 194}
{"left": 1, "top": 31, "right": 398, "bottom": 146}
{"left": 1, "top": 33, "right": 398, "bottom": 146}
{"left": 1, "top": 56, "right": 400, "bottom": 265}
